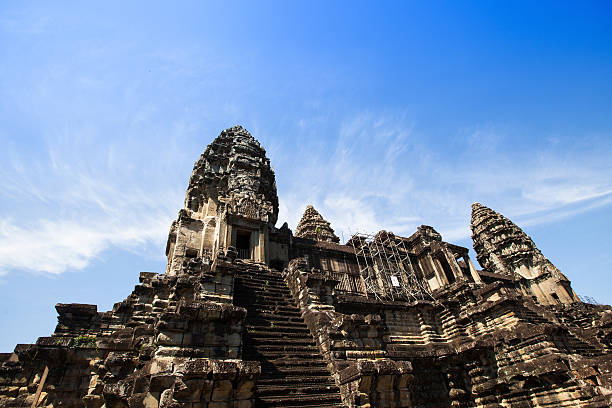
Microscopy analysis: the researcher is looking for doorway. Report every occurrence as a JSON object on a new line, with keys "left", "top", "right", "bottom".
{"left": 236, "top": 230, "right": 251, "bottom": 259}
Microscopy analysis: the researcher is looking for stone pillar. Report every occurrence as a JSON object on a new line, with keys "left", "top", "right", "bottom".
{"left": 466, "top": 256, "right": 482, "bottom": 283}
{"left": 433, "top": 257, "right": 450, "bottom": 286}
{"left": 443, "top": 249, "right": 463, "bottom": 281}
{"left": 258, "top": 227, "right": 265, "bottom": 262}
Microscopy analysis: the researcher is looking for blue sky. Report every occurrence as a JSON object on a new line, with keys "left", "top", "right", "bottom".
{"left": 1, "top": 1, "right": 611, "bottom": 351}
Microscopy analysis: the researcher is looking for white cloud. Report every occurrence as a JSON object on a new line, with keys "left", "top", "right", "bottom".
{"left": 275, "top": 113, "right": 612, "bottom": 246}
{"left": 0, "top": 216, "right": 169, "bottom": 276}
{"left": 1, "top": 111, "right": 611, "bottom": 278}
{"left": 0, "top": 144, "right": 182, "bottom": 276}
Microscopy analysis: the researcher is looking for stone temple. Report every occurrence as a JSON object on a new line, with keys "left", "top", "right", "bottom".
{"left": 1, "top": 125, "right": 611, "bottom": 408}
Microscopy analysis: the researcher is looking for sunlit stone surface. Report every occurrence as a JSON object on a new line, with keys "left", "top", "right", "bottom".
{"left": 1, "top": 126, "right": 610, "bottom": 408}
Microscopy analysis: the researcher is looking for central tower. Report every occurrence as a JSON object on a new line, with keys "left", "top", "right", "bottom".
{"left": 165, "top": 125, "right": 279, "bottom": 274}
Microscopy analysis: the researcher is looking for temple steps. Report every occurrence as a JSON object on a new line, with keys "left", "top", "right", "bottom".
{"left": 256, "top": 376, "right": 335, "bottom": 386}
{"left": 234, "top": 299, "right": 302, "bottom": 308}
{"left": 247, "top": 315, "right": 306, "bottom": 323}
{"left": 246, "top": 330, "right": 315, "bottom": 339}
{"left": 257, "top": 363, "right": 330, "bottom": 373}
{"left": 520, "top": 308, "right": 550, "bottom": 324}
{"left": 249, "top": 352, "right": 325, "bottom": 360}
{"left": 249, "top": 309, "right": 303, "bottom": 317}
{"left": 251, "top": 338, "right": 315, "bottom": 346}
{"left": 256, "top": 394, "right": 342, "bottom": 407}
{"left": 257, "top": 384, "right": 339, "bottom": 395}
{"left": 252, "top": 344, "right": 319, "bottom": 352}
{"left": 234, "top": 262, "right": 344, "bottom": 408}
{"left": 247, "top": 325, "right": 311, "bottom": 334}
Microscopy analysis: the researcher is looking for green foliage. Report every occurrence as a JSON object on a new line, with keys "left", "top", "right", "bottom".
{"left": 73, "top": 335, "right": 97, "bottom": 348}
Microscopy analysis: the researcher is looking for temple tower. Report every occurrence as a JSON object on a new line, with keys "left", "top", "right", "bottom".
{"left": 294, "top": 205, "right": 340, "bottom": 243}
{"left": 165, "top": 126, "right": 279, "bottom": 274}
{"left": 471, "top": 202, "right": 579, "bottom": 305}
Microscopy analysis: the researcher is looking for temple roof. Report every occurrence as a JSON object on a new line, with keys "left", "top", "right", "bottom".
{"left": 470, "top": 202, "right": 568, "bottom": 281}
{"left": 184, "top": 125, "right": 279, "bottom": 225}
{"left": 294, "top": 205, "right": 340, "bottom": 243}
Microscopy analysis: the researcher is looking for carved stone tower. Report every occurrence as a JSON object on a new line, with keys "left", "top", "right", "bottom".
{"left": 471, "top": 202, "right": 580, "bottom": 305}
{"left": 294, "top": 205, "right": 340, "bottom": 243}
{"left": 165, "top": 125, "right": 279, "bottom": 275}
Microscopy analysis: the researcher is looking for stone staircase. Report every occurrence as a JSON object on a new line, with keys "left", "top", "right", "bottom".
{"left": 233, "top": 261, "right": 344, "bottom": 408}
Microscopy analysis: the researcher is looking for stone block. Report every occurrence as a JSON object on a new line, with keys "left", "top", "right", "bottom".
{"left": 150, "top": 358, "right": 173, "bottom": 375}
{"left": 212, "top": 361, "right": 237, "bottom": 381}
{"left": 157, "top": 332, "right": 183, "bottom": 346}
{"left": 143, "top": 392, "right": 160, "bottom": 408}
{"left": 150, "top": 375, "right": 176, "bottom": 392}
{"left": 210, "top": 379, "right": 233, "bottom": 401}
{"left": 177, "top": 359, "right": 212, "bottom": 378}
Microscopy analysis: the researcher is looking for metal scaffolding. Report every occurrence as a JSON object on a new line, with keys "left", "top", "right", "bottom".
{"left": 349, "top": 230, "right": 435, "bottom": 302}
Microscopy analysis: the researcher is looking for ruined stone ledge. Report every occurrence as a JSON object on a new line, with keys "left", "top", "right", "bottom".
{"left": 338, "top": 359, "right": 412, "bottom": 385}
{"left": 153, "top": 346, "right": 239, "bottom": 359}
{"left": 176, "top": 359, "right": 260, "bottom": 380}
{"left": 498, "top": 353, "right": 570, "bottom": 380}
{"left": 55, "top": 303, "right": 98, "bottom": 318}
{"left": 96, "top": 337, "right": 133, "bottom": 351}
{"left": 334, "top": 293, "right": 438, "bottom": 310}
{"left": 457, "top": 295, "right": 522, "bottom": 322}
{"left": 0, "top": 355, "right": 14, "bottom": 365}
{"left": 473, "top": 281, "right": 507, "bottom": 298}
{"left": 139, "top": 272, "right": 159, "bottom": 282}
{"left": 175, "top": 300, "right": 246, "bottom": 322}
{"left": 132, "top": 285, "right": 155, "bottom": 296}
{"left": 304, "top": 273, "right": 340, "bottom": 288}
{"left": 431, "top": 280, "right": 479, "bottom": 301}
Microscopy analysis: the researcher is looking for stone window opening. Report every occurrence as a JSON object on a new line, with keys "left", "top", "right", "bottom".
{"left": 440, "top": 257, "right": 456, "bottom": 284}
{"left": 185, "top": 248, "right": 198, "bottom": 258}
{"left": 456, "top": 255, "right": 474, "bottom": 282}
{"left": 236, "top": 230, "right": 251, "bottom": 259}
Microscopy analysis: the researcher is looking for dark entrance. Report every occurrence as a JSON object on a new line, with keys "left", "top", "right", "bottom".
{"left": 440, "top": 257, "right": 456, "bottom": 284}
{"left": 236, "top": 230, "right": 251, "bottom": 259}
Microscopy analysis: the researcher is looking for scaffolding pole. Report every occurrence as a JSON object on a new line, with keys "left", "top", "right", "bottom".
{"left": 349, "top": 230, "right": 436, "bottom": 302}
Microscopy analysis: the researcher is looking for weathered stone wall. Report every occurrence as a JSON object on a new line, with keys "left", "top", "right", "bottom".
{"left": 2, "top": 126, "right": 610, "bottom": 408}
{"left": 284, "top": 241, "right": 612, "bottom": 407}
{"left": 0, "top": 252, "right": 260, "bottom": 408}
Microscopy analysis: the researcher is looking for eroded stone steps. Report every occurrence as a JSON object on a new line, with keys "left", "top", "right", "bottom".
{"left": 256, "top": 365, "right": 331, "bottom": 376}
{"left": 256, "top": 394, "right": 342, "bottom": 407}
{"left": 248, "top": 311, "right": 303, "bottom": 319}
{"left": 234, "top": 263, "right": 344, "bottom": 408}
{"left": 247, "top": 325, "right": 311, "bottom": 334}
{"left": 247, "top": 315, "right": 305, "bottom": 323}
{"left": 237, "top": 282, "right": 288, "bottom": 290}
{"left": 248, "top": 347, "right": 323, "bottom": 356}
{"left": 256, "top": 376, "right": 335, "bottom": 386}
{"left": 252, "top": 344, "right": 319, "bottom": 352}
{"left": 246, "top": 330, "right": 315, "bottom": 339}
{"left": 251, "top": 338, "right": 315, "bottom": 346}
{"left": 257, "top": 384, "right": 339, "bottom": 397}
{"left": 234, "top": 299, "right": 301, "bottom": 309}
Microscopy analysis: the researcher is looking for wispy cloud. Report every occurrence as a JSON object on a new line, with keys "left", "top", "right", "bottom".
{"left": 0, "top": 137, "right": 183, "bottom": 276}
{"left": 0, "top": 164, "right": 180, "bottom": 276}
{"left": 276, "top": 113, "right": 612, "bottom": 245}
{"left": 0, "top": 216, "right": 169, "bottom": 276}
{"left": 2, "top": 112, "right": 610, "bottom": 278}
